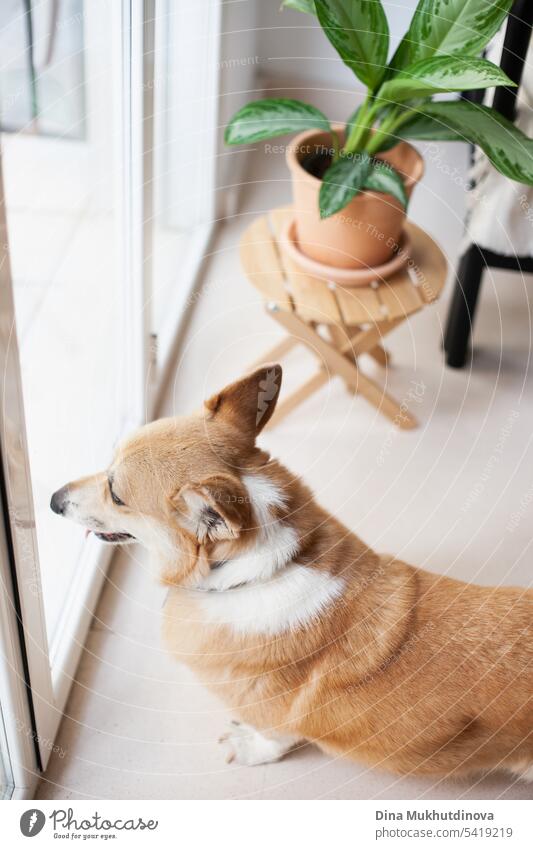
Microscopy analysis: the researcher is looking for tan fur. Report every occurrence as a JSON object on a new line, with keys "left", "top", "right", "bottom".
{"left": 53, "top": 365, "right": 533, "bottom": 779}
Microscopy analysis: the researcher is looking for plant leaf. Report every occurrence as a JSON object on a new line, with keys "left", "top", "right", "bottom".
{"left": 319, "top": 152, "right": 372, "bottom": 218}
{"left": 225, "top": 99, "right": 331, "bottom": 145}
{"left": 282, "top": 0, "right": 316, "bottom": 12}
{"left": 315, "top": 0, "right": 389, "bottom": 90}
{"left": 396, "top": 113, "right": 464, "bottom": 142}
{"left": 413, "top": 100, "right": 533, "bottom": 184}
{"left": 363, "top": 159, "right": 408, "bottom": 208}
{"left": 388, "top": 37, "right": 411, "bottom": 74}
{"left": 379, "top": 56, "right": 514, "bottom": 104}
{"left": 391, "top": 0, "right": 513, "bottom": 69}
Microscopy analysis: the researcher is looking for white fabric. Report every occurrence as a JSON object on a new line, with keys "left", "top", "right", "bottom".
{"left": 465, "top": 31, "right": 533, "bottom": 256}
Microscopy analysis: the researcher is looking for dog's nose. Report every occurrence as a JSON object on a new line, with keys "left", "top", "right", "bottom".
{"left": 50, "top": 486, "right": 69, "bottom": 515}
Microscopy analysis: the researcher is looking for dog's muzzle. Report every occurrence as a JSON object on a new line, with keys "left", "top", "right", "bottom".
{"left": 50, "top": 486, "right": 69, "bottom": 515}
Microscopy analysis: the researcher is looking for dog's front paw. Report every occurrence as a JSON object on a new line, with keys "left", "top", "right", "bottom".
{"left": 218, "top": 721, "right": 294, "bottom": 766}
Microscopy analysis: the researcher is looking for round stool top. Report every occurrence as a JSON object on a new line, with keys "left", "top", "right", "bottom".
{"left": 240, "top": 206, "right": 447, "bottom": 326}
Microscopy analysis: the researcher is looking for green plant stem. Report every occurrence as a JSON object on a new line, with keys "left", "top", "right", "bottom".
{"left": 343, "top": 96, "right": 381, "bottom": 155}
{"left": 364, "top": 108, "right": 414, "bottom": 154}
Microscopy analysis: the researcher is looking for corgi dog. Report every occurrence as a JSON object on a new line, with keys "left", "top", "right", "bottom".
{"left": 51, "top": 365, "right": 533, "bottom": 780}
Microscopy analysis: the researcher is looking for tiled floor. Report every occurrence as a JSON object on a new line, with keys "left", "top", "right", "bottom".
{"left": 37, "top": 138, "right": 533, "bottom": 799}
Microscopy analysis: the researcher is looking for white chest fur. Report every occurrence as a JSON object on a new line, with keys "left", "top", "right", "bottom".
{"left": 197, "top": 564, "right": 344, "bottom": 635}
{"left": 195, "top": 473, "right": 345, "bottom": 635}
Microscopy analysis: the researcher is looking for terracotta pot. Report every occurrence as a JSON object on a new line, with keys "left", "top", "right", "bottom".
{"left": 286, "top": 127, "right": 424, "bottom": 269}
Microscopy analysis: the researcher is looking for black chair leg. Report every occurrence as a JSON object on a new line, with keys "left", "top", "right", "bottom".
{"left": 444, "top": 2, "right": 533, "bottom": 370}
{"left": 444, "top": 245, "right": 485, "bottom": 368}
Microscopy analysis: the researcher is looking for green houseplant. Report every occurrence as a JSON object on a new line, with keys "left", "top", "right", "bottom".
{"left": 225, "top": 0, "right": 533, "bottom": 270}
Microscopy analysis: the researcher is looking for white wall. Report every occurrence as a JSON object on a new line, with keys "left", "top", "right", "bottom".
{"left": 216, "top": 0, "right": 259, "bottom": 216}
{"left": 255, "top": 0, "right": 418, "bottom": 91}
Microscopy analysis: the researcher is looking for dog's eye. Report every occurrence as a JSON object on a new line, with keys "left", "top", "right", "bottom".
{"left": 108, "top": 478, "right": 125, "bottom": 507}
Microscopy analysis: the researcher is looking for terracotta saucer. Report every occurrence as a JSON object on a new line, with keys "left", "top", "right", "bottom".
{"left": 281, "top": 217, "right": 411, "bottom": 288}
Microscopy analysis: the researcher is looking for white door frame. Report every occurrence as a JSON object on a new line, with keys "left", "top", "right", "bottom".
{"left": 0, "top": 500, "right": 42, "bottom": 798}
{"left": 0, "top": 148, "right": 54, "bottom": 789}
{"left": 117, "top": 0, "right": 156, "bottom": 425}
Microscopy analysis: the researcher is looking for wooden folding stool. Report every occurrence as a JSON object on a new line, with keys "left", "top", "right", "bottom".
{"left": 240, "top": 206, "right": 447, "bottom": 429}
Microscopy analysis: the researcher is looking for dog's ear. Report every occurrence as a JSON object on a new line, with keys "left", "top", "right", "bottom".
{"left": 204, "top": 364, "right": 282, "bottom": 440}
{"left": 171, "top": 473, "right": 251, "bottom": 543}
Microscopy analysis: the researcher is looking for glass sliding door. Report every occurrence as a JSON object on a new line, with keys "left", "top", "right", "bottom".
{"left": 0, "top": 0, "right": 154, "bottom": 790}
{"left": 0, "top": 0, "right": 220, "bottom": 797}
{"left": 1, "top": 0, "right": 132, "bottom": 650}
{"left": 0, "top": 0, "right": 157, "bottom": 684}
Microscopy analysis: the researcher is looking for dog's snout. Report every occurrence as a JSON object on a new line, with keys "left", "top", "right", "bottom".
{"left": 50, "top": 486, "right": 69, "bottom": 515}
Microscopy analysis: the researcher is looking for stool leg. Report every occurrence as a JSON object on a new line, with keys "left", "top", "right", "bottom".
{"left": 444, "top": 245, "right": 485, "bottom": 369}
{"left": 355, "top": 371, "right": 417, "bottom": 429}
{"left": 326, "top": 325, "right": 357, "bottom": 395}
{"left": 268, "top": 306, "right": 417, "bottom": 428}
{"left": 367, "top": 344, "right": 390, "bottom": 367}
{"left": 327, "top": 326, "right": 390, "bottom": 370}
